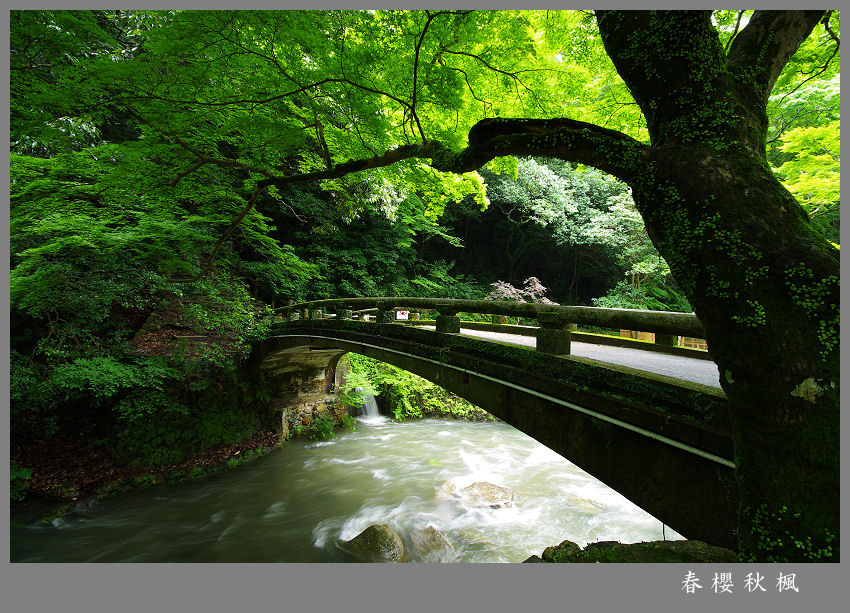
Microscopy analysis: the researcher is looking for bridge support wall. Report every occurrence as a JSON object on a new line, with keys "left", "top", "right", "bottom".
{"left": 247, "top": 345, "right": 350, "bottom": 439}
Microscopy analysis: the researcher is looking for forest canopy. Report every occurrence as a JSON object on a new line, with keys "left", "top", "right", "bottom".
{"left": 9, "top": 10, "right": 839, "bottom": 307}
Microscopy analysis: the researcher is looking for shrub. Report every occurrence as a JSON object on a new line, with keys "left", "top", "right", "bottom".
{"left": 309, "top": 413, "right": 336, "bottom": 440}
{"left": 10, "top": 461, "right": 32, "bottom": 501}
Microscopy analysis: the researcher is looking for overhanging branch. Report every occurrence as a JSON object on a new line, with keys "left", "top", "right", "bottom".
{"left": 256, "top": 141, "right": 443, "bottom": 190}
{"left": 727, "top": 10, "right": 825, "bottom": 101}
{"left": 433, "top": 118, "right": 647, "bottom": 183}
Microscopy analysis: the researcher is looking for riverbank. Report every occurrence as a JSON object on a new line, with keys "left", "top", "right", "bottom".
{"left": 10, "top": 418, "right": 280, "bottom": 518}
{"left": 9, "top": 384, "right": 480, "bottom": 514}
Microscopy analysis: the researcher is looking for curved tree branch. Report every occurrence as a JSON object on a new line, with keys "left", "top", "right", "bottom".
{"left": 434, "top": 118, "right": 647, "bottom": 183}
{"left": 252, "top": 118, "right": 644, "bottom": 190}
{"left": 727, "top": 10, "right": 825, "bottom": 101}
{"left": 256, "top": 141, "right": 443, "bottom": 190}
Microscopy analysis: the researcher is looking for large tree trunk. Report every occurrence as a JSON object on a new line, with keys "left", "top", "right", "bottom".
{"left": 596, "top": 10, "right": 839, "bottom": 561}
{"left": 637, "top": 139, "right": 839, "bottom": 562}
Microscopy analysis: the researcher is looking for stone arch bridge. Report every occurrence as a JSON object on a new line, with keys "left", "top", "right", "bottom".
{"left": 246, "top": 298, "right": 737, "bottom": 550}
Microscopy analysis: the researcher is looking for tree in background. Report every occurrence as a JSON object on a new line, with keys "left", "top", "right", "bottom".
{"left": 478, "top": 158, "right": 625, "bottom": 289}
{"left": 485, "top": 277, "right": 558, "bottom": 305}
{"left": 587, "top": 189, "right": 692, "bottom": 312}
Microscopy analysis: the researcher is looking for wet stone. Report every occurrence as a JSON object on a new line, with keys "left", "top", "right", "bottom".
{"left": 409, "top": 525, "right": 455, "bottom": 562}
{"left": 459, "top": 482, "right": 515, "bottom": 509}
{"left": 343, "top": 524, "right": 405, "bottom": 563}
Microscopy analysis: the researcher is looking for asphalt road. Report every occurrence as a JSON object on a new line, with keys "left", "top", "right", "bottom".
{"left": 424, "top": 326, "right": 722, "bottom": 389}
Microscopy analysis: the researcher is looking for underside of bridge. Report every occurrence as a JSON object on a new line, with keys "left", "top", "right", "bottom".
{"left": 249, "top": 343, "right": 347, "bottom": 440}
{"left": 247, "top": 320, "right": 739, "bottom": 550}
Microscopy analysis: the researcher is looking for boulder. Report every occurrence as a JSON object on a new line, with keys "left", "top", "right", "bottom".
{"left": 459, "top": 482, "right": 515, "bottom": 509}
{"left": 343, "top": 524, "right": 405, "bottom": 563}
{"left": 409, "top": 525, "right": 455, "bottom": 562}
{"left": 542, "top": 539, "right": 582, "bottom": 562}
{"left": 567, "top": 495, "right": 606, "bottom": 515}
{"left": 436, "top": 481, "right": 458, "bottom": 499}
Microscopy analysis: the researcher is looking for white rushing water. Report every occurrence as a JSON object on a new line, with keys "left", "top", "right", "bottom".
{"left": 357, "top": 392, "right": 381, "bottom": 418}
{"left": 10, "top": 417, "right": 683, "bottom": 563}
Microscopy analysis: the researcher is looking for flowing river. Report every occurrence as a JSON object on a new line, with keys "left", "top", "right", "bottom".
{"left": 10, "top": 409, "right": 683, "bottom": 563}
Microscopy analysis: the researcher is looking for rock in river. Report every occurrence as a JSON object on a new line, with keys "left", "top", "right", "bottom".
{"left": 459, "top": 482, "right": 515, "bottom": 509}
{"left": 343, "top": 524, "right": 405, "bottom": 563}
{"left": 535, "top": 538, "right": 740, "bottom": 563}
{"left": 409, "top": 525, "right": 455, "bottom": 562}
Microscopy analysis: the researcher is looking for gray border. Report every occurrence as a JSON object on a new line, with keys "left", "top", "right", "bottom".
{"left": 4, "top": 1, "right": 844, "bottom": 612}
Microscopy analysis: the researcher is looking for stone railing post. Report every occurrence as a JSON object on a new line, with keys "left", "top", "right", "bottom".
{"left": 535, "top": 312, "right": 572, "bottom": 355}
{"left": 341, "top": 309, "right": 354, "bottom": 320}
{"left": 654, "top": 333, "right": 678, "bottom": 347}
{"left": 309, "top": 308, "right": 324, "bottom": 320}
{"left": 435, "top": 303, "right": 461, "bottom": 333}
{"left": 410, "top": 311, "right": 421, "bottom": 320}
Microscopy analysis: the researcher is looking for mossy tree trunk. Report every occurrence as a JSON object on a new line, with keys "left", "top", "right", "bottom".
{"left": 592, "top": 10, "right": 839, "bottom": 562}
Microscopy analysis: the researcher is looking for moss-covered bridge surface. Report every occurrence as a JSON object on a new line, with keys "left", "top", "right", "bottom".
{"left": 248, "top": 316, "right": 737, "bottom": 549}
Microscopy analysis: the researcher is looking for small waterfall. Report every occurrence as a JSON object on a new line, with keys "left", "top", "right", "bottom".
{"left": 360, "top": 394, "right": 380, "bottom": 418}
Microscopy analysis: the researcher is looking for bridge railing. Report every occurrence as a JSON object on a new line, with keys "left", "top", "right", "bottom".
{"left": 274, "top": 297, "right": 706, "bottom": 357}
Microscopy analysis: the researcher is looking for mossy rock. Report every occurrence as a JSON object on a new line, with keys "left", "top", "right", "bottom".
{"left": 343, "top": 524, "right": 405, "bottom": 563}
{"left": 540, "top": 539, "right": 739, "bottom": 563}
{"left": 542, "top": 539, "right": 582, "bottom": 561}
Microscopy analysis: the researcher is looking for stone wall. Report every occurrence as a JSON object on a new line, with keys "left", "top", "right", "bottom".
{"left": 249, "top": 343, "right": 349, "bottom": 439}
{"left": 278, "top": 395, "right": 351, "bottom": 440}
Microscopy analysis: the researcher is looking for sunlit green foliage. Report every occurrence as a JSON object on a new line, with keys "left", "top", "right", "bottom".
{"left": 767, "top": 11, "right": 840, "bottom": 243}
{"left": 9, "top": 144, "right": 281, "bottom": 445}
{"left": 344, "top": 353, "right": 493, "bottom": 421}
{"left": 586, "top": 189, "right": 692, "bottom": 311}
{"left": 772, "top": 119, "right": 840, "bottom": 243}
